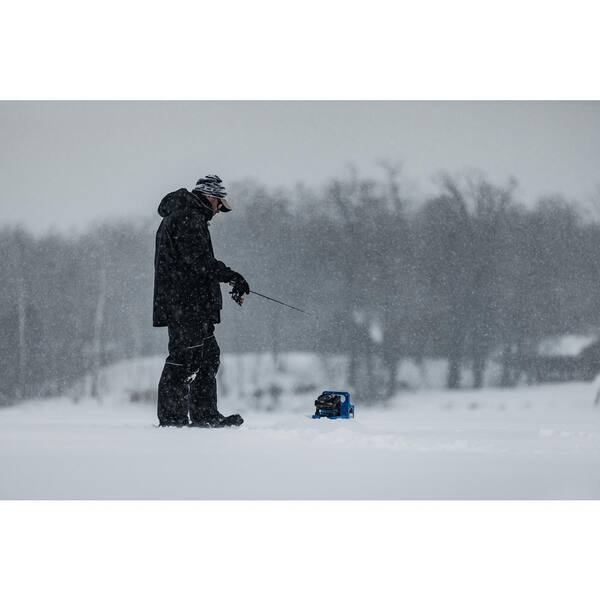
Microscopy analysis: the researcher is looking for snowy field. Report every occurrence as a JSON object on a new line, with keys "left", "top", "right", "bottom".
{"left": 1, "top": 368, "right": 600, "bottom": 499}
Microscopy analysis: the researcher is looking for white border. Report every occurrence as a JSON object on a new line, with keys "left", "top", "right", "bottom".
{"left": 1, "top": 502, "right": 600, "bottom": 600}
{"left": 1, "top": 1, "right": 599, "bottom": 99}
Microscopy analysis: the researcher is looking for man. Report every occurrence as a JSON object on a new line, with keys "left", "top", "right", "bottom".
{"left": 153, "top": 174, "right": 250, "bottom": 427}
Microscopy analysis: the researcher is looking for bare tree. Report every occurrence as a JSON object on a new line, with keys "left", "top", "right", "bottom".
{"left": 419, "top": 173, "right": 517, "bottom": 388}
{"left": 90, "top": 262, "right": 107, "bottom": 399}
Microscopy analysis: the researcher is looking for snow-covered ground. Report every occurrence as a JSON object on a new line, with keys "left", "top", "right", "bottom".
{"left": 1, "top": 377, "right": 599, "bottom": 499}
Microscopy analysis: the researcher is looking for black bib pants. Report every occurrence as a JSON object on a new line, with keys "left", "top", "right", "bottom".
{"left": 157, "top": 320, "right": 220, "bottom": 426}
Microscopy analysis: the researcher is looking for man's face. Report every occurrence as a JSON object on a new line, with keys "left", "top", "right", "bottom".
{"left": 206, "top": 195, "right": 222, "bottom": 216}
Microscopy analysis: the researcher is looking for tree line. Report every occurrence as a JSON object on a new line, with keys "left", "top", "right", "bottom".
{"left": 2, "top": 167, "right": 599, "bottom": 404}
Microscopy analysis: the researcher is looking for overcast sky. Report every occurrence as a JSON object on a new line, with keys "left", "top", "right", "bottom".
{"left": 1, "top": 101, "right": 599, "bottom": 233}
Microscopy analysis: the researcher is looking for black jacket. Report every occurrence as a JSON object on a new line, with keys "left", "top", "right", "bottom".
{"left": 153, "top": 188, "right": 237, "bottom": 327}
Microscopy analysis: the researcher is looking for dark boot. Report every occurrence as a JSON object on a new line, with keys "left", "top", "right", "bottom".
{"left": 189, "top": 411, "right": 244, "bottom": 428}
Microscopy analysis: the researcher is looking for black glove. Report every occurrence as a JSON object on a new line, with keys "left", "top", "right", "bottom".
{"left": 229, "top": 273, "right": 250, "bottom": 306}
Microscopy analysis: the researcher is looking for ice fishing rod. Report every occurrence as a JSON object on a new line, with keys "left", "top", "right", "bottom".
{"left": 250, "top": 290, "right": 313, "bottom": 316}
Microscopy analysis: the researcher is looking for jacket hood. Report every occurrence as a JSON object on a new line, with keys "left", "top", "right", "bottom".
{"left": 158, "top": 188, "right": 213, "bottom": 218}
